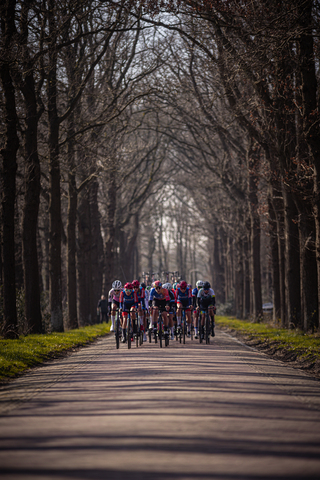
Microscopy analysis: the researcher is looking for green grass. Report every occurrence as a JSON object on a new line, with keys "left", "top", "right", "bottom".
{"left": 0, "top": 323, "right": 110, "bottom": 382}
{"left": 216, "top": 316, "right": 320, "bottom": 363}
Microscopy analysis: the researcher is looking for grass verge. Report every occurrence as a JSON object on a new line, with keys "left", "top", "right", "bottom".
{"left": 216, "top": 316, "right": 320, "bottom": 375}
{"left": 0, "top": 323, "right": 110, "bottom": 382}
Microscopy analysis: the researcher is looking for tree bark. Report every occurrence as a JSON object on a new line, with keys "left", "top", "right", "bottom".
{"left": 66, "top": 113, "right": 78, "bottom": 330}
{"left": 0, "top": 0, "right": 19, "bottom": 338}
{"left": 20, "top": 1, "right": 42, "bottom": 333}
{"left": 47, "top": 0, "right": 63, "bottom": 331}
{"left": 247, "top": 141, "right": 262, "bottom": 320}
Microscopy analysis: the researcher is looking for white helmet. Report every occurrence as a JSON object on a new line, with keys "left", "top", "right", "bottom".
{"left": 196, "top": 280, "right": 204, "bottom": 288}
{"left": 112, "top": 280, "right": 122, "bottom": 289}
{"left": 163, "top": 283, "right": 172, "bottom": 290}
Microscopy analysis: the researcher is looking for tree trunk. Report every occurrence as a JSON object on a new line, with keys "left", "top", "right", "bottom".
{"left": 66, "top": 114, "right": 78, "bottom": 330}
{"left": 21, "top": 77, "right": 42, "bottom": 334}
{"left": 89, "top": 178, "right": 104, "bottom": 318}
{"left": 297, "top": 0, "right": 320, "bottom": 331}
{"left": 247, "top": 141, "right": 262, "bottom": 320}
{"left": 105, "top": 166, "right": 117, "bottom": 291}
{"left": 20, "top": 3, "right": 42, "bottom": 333}
{"left": 0, "top": 0, "right": 19, "bottom": 338}
{"left": 283, "top": 187, "right": 301, "bottom": 327}
{"left": 77, "top": 187, "right": 94, "bottom": 326}
{"left": 47, "top": 0, "right": 63, "bottom": 331}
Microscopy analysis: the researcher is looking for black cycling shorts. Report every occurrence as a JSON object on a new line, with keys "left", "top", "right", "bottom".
{"left": 152, "top": 299, "right": 167, "bottom": 313}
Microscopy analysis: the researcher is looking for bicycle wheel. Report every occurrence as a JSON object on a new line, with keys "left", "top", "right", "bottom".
{"left": 115, "top": 311, "right": 120, "bottom": 349}
{"left": 128, "top": 314, "right": 131, "bottom": 349}
{"left": 135, "top": 319, "right": 139, "bottom": 348}
{"left": 205, "top": 312, "right": 210, "bottom": 345}
{"left": 159, "top": 312, "right": 162, "bottom": 348}
{"left": 165, "top": 328, "right": 169, "bottom": 347}
{"left": 183, "top": 311, "right": 186, "bottom": 344}
{"left": 148, "top": 327, "right": 152, "bottom": 343}
{"left": 199, "top": 316, "right": 202, "bottom": 344}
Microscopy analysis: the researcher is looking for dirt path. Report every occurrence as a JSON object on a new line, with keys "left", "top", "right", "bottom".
{"left": 0, "top": 331, "right": 320, "bottom": 479}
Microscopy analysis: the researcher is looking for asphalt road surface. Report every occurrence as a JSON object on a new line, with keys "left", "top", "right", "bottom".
{"left": 0, "top": 330, "right": 320, "bottom": 480}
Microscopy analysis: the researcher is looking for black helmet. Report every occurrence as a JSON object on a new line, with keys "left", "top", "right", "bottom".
{"left": 141, "top": 282, "right": 146, "bottom": 289}
{"left": 203, "top": 281, "right": 211, "bottom": 289}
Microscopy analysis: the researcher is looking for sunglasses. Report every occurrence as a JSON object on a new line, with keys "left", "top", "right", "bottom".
{"left": 114, "top": 289, "right": 120, "bottom": 293}
{"left": 155, "top": 286, "right": 161, "bottom": 290}
{"left": 133, "top": 286, "right": 139, "bottom": 289}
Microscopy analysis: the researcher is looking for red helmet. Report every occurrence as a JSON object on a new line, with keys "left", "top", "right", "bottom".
{"left": 124, "top": 282, "right": 133, "bottom": 290}
{"left": 154, "top": 280, "right": 162, "bottom": 288}
{"left": 180, "top": 281, "right": 187, "bottom": 289}
{"left": 132, "top": 280, "right": 140, "bottom": 287}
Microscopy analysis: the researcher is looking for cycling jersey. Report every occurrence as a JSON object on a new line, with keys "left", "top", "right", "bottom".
{"left": 135, "top": 286, "right": 146, "bottom": 308}
{"left": 192, "top": 287, "right": 198, "bottom": 308}
{"left": 149, "top": 287, "right": 170, "bottom": 303}
{"left": 108, "top": 288, "right": 121, "bottom": 303}
{"left": 197, "top": 288, "right": 215, "bottom": 309}
{"left": 119, "top": 290, "right": 138, "bottom": 312}
{"left": 176, "top": 287, "right": 192, "bottom": 307}
{"left": 168, "top": 289, "right": 176, "bottom": 313}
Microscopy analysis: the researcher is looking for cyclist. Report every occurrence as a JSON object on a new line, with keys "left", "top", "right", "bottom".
{"left": 132, "top": 280, "right": 146, "bottom": 341}
{"left": 108, "top": 280, "right": 122, "bottom": 332}
{"left": 193, "top": 280, "right": 204, "bottom": 339}
{"left": 197, "top": 281, "right": 216, "bottom": 339}
{"left": 175, "top": 280, "right": 192, "bottom": 337}
{"left": 119, "top": 283, "right": 139, "bottom": 343}
{"left": 141, "top": 282, "right": 150, "bottom": 340}
{"left": 149, "top": 281, "right": 170, "bottom": 337}
{"left": 163, "top": 282, "right": 176, "bottom": 340}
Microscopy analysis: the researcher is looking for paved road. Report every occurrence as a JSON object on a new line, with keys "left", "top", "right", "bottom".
{"left": 0, "top": 331, "right": 320, "bottom": 480}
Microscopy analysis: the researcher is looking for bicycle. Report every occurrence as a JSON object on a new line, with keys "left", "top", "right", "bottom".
{"left": 178, "top": 307, "right": 190, "bottom": 344}
{"left": 205, "top": 310, "right": 210, "bottom": 344}
{"left": 115, "top": 309, "right": 121, "bottom": 349}
{"left": 132, "top": 313, "right": 143, "bottom": 347}
{"left": 127, "top": 311, "right": 132, "bottom": 349}
{"left": 158, "top": 310, "right": 169, "bottom": 348}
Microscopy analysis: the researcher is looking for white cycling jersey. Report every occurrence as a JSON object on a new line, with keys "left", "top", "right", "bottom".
{"left": 197, "top": 288, "right": 215, "bottom": 299}
{"left": 108, "top": 288, "right": 121, "bottom": 303}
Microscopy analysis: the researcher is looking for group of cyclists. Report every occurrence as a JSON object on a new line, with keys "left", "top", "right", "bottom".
{"left": 105, "top": 278, "right": 216, "bottom": 345}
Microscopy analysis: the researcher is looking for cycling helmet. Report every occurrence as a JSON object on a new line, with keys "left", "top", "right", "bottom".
{"left": 196, "top": 280, "right": 204, "bottom": 288}
{"left": 132, "top": 280, "right": 140, "bottom": 287}
{"left": 180, "top": 281, "right": 187, "bottom": 289}
{"left": 203, "top": 281, "right": 211, "bottom": 289}
{"left": 141, "top": 282, "right": 146, "bottom": 289}
{"left": 166, "top": 283, "right": 173, "bottom": 290}
{"left": 187, "top": 284, "right": 192, "bottom": 289}
{"left": 112, "top": 280, "right": 122, "bottom": 289}
{"left": 173, "top": 283, "right": 178, "bottom": 290}
{"left": 154, "top": 280, "right": 162, "bottom": 288}
{"left": 124, "top": 282, "right": 133, "bottom": 290}
{"left": 162, "top": 283, "right": 168, "bottom": 289}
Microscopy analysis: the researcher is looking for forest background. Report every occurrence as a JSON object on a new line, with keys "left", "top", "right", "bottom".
{"left": 1, "top": 0, "right": 320, "bottom": 339}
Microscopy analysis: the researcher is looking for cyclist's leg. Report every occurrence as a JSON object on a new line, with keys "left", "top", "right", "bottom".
{"left": 168, "top": 312, "right": 174, "bottom": 339}
{"left": 137, "top": 303, "right": 144, "bottom": 334}
{"left": 121, "top": 312, "right": 128, "bottom": 342}
{"left": 209, "top": 306, "right": 215, "bottom": 336}
{"left": 186, "top": 309, "right": 192, "bottom": 336}
{"left": 176, "top": 303, "right": 182, "bottom": 330}
{"left": 110, "top": 302, "right": 118, "bottom": 331}
{"left": 193, "top": 308, "right": 199, "bottom": 337}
